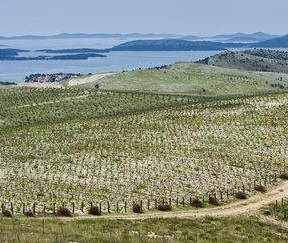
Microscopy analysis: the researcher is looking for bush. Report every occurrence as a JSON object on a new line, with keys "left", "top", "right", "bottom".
{"left": 254, "top": 185, "right": 267, "bottom": 193}
{"left": 279, "top": 174, "right": 288, "bottom": 180}
{"left": 2, "top": 209, "right": 12, "bottom": 217}
{"left": 56, "top": 207, "right": 72, "bottom": 217}
{"left": 209, "top": 196, "right": 220, "bottom": 206}
{"left": 24, "top": 211, "right": 35, "bottom": 217}
{"left": 132, "top": 203, "right": 143, "bottom": 214}
{"left": 264, "top": 210, "right": 271, "bottom": 216}
{"left": 157, "top": 204, "right": 172, "bottom": 211}
{"left": 235, "top": 191, "right": 248, "bottom": 199}
{"left": 88, "top": 206, "right": 101, "bottom": 216}
{"left": 190, "top": 198, "right": 203, "bottom": 208}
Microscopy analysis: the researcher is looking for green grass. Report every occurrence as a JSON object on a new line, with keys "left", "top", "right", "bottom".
{"left": 0, "top": 216, "right": 287, "bottom": 243}
{"left": 263, "top": 198, "right": 288, "bottom": 221}
{"left": 98, "top": 63, "right": 288, "bottom": 95}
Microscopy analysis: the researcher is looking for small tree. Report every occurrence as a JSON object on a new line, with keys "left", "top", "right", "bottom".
{"left": 56, "top": 207, "right": 72, "bottom": 217}
{"left": 132, "top": 203, "right": 143, "bottom": 214}
{"left": 88, "top": 206, "right": 101, "bottom": 216}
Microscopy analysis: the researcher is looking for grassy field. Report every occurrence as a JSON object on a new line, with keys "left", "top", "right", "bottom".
{"left": 97, "top": 63, "right": 288, "bottom": 95}
{"left": 263, "top": 197, "right": 288, "bottom": 221}
{"left": 0, "top": 216, "right": 287, "bottom": 243}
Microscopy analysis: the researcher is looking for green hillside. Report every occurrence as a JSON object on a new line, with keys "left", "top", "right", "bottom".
{"left": 98, "top": 62, "right": 288, "bottom": 96}
{"left": 199, "top": 51, "right": 288, "bottom": 74}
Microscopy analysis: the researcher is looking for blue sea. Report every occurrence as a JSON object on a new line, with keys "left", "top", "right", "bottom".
{"left": 0, "top": 38, "right": 221, "bottom": 83}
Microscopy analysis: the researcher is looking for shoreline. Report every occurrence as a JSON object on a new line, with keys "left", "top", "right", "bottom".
{"left": 0, "top": 72, "right": 117, "bottom": 88}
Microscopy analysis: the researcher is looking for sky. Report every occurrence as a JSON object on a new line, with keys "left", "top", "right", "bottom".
{"left": 1, "top": 0, "right": 287, "bottom": 36}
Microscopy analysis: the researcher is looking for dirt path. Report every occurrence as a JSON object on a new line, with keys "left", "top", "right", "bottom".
{"left": 68, "top": 73, "right": 116, "bottom": 86}
{"left": 68, "top": 181, "right": 288, "bottom": 221}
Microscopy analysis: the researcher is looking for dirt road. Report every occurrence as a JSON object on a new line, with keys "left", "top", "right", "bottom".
{"left": 68, "top": 73, "right": 115, "bottom": 86}
{"left": 71, "top": 180, "right": 288, "bottom": 220}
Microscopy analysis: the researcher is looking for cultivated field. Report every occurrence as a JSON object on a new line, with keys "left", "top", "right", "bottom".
{"left": 0, "top": 85, "right": 287, "bottom": 215}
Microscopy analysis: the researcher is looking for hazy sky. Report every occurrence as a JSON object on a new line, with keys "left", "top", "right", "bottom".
{"left": 1, "top": 0, "right": 287, "bottom": 36}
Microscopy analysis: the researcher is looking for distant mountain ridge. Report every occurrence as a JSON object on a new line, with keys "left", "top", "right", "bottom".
{"left": 180, "top": 32, "right": 280, "bottom": 42}
{"left": 250, "top": 34, "right": 288, "bottom": 48}
{"left": 0, "top": 32, "right": 281, "bottom": 42}
{"left": 0, "top": 33, "right": 180, "bottom": 40}
{"left": 213, "top": 32, "right": 278, "bottom": 41}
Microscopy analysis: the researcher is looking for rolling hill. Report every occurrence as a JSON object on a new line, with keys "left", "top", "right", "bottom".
{"left": 0, "top": 33, "right": 180, "bottom": 40}
{"left": 79, "top": 62, "right": 288, "bottom": 96}
{"left": 198, "top": 50, "right": 288, "bottom": 74}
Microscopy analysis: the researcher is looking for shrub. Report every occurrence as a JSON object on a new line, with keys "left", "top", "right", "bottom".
{"left": 254, "top": 185, "right": 267, "bottom": 193}
{"left": 56, "top": 207, "right": 72, "bottom": 217}
{"left": 88, "top": 206, "right": 101, "bottom": 216}
{"left": 235, "top": 191, "right": 248, "bottom": 199}
{"left": 279, "top": 174, "right": 288, "bottom": 180}
{"left": 209, "top": 196, "right": 220, "bottom": 206}
{"left": 264, "top": 210, "right": 271, "bottom": 216}
{"left": 132, "top": 203, "right": 143, "bottom": 214}
{"left": 24, "top": 211, "right": 35, "bottom": 217}
{"left": 157, "top": 204, "right": 172, "bottom": 211}
{"left": 2, "top": 209, "right": 12, "bottom": 217}
{"left": 190, "top": 198, "right": 203, "bottom": 208}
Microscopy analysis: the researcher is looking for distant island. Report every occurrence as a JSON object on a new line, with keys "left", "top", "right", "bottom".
{"left": 108, "top": 35, "right": 288, "bottom": 51}
{"left": 250, "top": 34, "right": 288, "bottom": 48}
{"left": 108, "top": 39, "right": 245, "bottom": 51}
{"left": 1, "top": 34, "right": 288, "bottom": 61}
{"left": 0, "top": 48, "right": 29, "bottom": 57}
{"left": 0, "top": 81, "right": 16, "bottom": 86}
{"left": 44, "top": 53, "right": 106, "bottom": 60}
{"left": 0, "top": 50, "right": 106, "bottom": 60}
{"left": 37, "top": 48, "right": 109, "bottom": 54}
{"left": 25, "top": 73, "right": 82, "bottom": 83}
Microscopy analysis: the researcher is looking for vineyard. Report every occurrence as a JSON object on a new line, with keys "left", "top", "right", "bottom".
{"left": 0, "top": 86, "right": 288, "bottom": 215}
{"left": 0, "top": 87, "right": 195, "bottom": 129}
